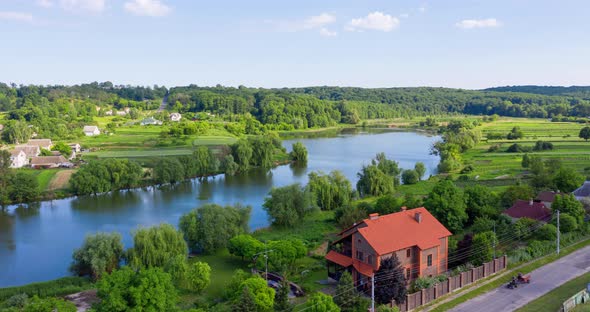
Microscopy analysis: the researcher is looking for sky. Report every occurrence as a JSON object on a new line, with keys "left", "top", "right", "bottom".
{"left": 0, "top": 0, "right": 589, "bottom": 89}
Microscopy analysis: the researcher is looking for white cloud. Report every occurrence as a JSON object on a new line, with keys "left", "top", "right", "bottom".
{"left": 399, "top": 13, "right": 409, "bottom": 18}
{"left": 303, "top": 13, "right": 336, "bottom": 29}
{"left": 37, "top": 0, "right": 54, "bottom": 8}
{"left": 124, "top": 0, "right": 172, "bottom": 17}
{"left": 418, "top": 5, "right": 427, "bottom": 13}
{"left": 319, "top": 28, "right": 337, "bottom": 37}
{"left": 0, "top": 11, "right": 33, "bottom": 23}
{"left": 348, "top": 11, "right": 400, "bottom": 32}
{"left": 60, "top": 0, "right": 106, "bottom": 13}
{"left": 456, "top": 18, "right": 501, "bottom": 29}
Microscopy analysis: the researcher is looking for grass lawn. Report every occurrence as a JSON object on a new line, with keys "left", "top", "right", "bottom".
{"left": 190, "top": 249, "right": 249, "bottom": 302}
{"left": 517, "top": 271, "right": 590, "bottom": 312}
{"left": 28, "top": 169, "right": 60, "bottom": 192}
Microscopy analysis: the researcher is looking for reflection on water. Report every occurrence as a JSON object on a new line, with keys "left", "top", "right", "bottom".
{"left": 0, "top": 129, "right": 440, "bottom": 287}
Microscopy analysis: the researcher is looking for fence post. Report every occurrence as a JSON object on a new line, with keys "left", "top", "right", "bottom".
{"left": 504, "top": 254, "right": 508, "bottom": 269}
{"left": 459, "top": 272, "right": 464, "bottom": 287}
{"left": 434, "top": 284, "right": 438, "bottom": 299}
{"left": 448, "top": 277, "right": 451, "bottom": 292}
{"left": 406, "top": 294, "right": 410, "bottom": 311}
{"left": 471, "top": 268, "right": 476, "bottom": 283}
{"left": 421, "top": 288, "right": 426, "bottom": 305}
{"left": 483, "top": 262, "right": 488, "bottom": 277}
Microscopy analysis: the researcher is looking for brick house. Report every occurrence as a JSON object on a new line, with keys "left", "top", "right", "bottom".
{"left": 326, "top": 207, "right": 452, "bottom": 289}
{"left": 502, "top": 199, "right": 551, "bottom": 222}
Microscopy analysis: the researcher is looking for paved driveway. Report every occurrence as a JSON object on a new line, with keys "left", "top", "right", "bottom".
{"left": 449, "top": 245, "right": 590, "bottom": 312}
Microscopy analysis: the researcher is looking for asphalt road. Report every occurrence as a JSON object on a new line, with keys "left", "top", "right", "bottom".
{"left": 449, "top": 244, "right": 590, "bottom": 312}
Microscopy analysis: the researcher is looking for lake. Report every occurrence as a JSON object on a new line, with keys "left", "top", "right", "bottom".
{"left": 0, "top": 129, "right": 439, "bottom": 287}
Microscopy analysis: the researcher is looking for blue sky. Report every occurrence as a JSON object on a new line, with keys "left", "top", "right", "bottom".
{"left": 1, "top": 0, "right": 589, "bottom": 89}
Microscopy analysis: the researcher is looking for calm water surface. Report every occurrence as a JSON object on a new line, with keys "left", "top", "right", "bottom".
{"left": 0, "top": 129, "right": 439, "bottom": 287}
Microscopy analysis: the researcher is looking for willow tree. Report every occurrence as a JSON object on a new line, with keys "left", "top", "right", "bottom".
{"left": 127, "top": 223, "right": 188, "bottom": 270}
{"left": 232, "top": 139, "right": 253, "bottom": 171}
{"left": 70, "top": 232, "right": 124, "bottom": 280}
{"left": 179, "top": 203, "right": 251, "bottom": 253}
{"left": 307, "top": 170, "right": 353, "bottom": 211}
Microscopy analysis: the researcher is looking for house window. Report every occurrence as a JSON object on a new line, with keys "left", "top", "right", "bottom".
{"left": 356, "top": 251, "right": 364, "bottom": 261}
{"left": 427, "top": 255, "right": 433, "bottom": 267}
{"left": 368, "top": 254, "right": 374, "bottom": 265}
{"left": 406, "top": 268, "right": 411, "bottom": 279}
{"left": 407, "top": 248, "right": 411, "bottom": 258}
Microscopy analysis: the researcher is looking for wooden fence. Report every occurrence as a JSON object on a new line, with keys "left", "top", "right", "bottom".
{"left": 395, "top": 255, "right": 507, "bottom": 311}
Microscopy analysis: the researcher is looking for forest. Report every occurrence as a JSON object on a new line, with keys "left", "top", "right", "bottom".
{"left": 2, "top": 83, "right": 590, "bottom": 144}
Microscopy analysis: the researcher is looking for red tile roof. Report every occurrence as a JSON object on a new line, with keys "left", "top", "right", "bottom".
{"left": 503, "top": 200, "right": 551, "bottom": 221}
{"left": 356, "top": 207, "right": 452, "bottom": 256}
{"left": 536, "top": 191, "right": 566, "bottom": 203}
{"left": 353, "top": 259, "right": 375, "bottom": 277}
{"left": 325, "top": 250, "right": 353, "bottom": 267}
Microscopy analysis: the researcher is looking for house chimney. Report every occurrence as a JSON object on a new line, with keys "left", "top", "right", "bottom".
{"left": 415, "top": 212, "right": 422, "bottom": 223}
{"left": 369, "top": 213, "right": 379, "bottom": 220}
{"left": 401, "top": 206, "right": 407, "bottom": 211}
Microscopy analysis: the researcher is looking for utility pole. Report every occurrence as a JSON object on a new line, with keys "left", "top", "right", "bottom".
{"left": 557, "top": 210, "right": 560, "bottom": 255}
{"left": 371, "top": 273, "right": 375, "bottom": 312}
{"left": 253, "top": 244, "right": 273, "bottom": 282}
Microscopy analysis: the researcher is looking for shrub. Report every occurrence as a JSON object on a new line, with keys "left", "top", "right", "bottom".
{"left": 401, "top": 169, "right": 419, "bottom": 185}
{"left": 533, "top": 141, "right": 554, "bottom": 151}
{"left": 535, "top": 224, "right": 557, "bottom": 241}
{"left": 0, "top": 277, "right": 92, "bottom": 301}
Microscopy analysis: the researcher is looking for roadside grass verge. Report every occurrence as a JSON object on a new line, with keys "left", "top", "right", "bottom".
{"left": 428, "top": 237, "right": 590, "bottom": 312}
{"left": 516, "top": 271, "right": 590, "bottom": 312}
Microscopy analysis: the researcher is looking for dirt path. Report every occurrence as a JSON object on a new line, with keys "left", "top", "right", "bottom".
{"left": 64, "top": 290, "right": 98, "bottom": 312}
{"left": 47, "top": 169, "right": 76, "bottom": 191}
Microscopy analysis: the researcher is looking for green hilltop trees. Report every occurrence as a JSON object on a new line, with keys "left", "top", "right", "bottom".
{"left": 70, "top": 232, "right": 124, "bottom": 280}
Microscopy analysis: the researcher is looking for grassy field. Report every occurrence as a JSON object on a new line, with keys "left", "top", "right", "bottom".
{"left": 461, "top": 118, "right": 590, "bottom": 183}
{"left": 517, "top": 271, "right": 590, "bottom": 312}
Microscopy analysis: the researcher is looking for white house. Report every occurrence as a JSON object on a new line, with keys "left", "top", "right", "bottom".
{"left": 14, "top": 145, "right": 41, "bottom": 158}
{"left": 170, "top": 113, "right": 182, "bottom": 122}
{"left": 27, "top": 139, "right": 53, "bottom": 150}
{"left": 83, "top": 126, "right": 100, "bottom": 136}
{"left": 116, "top": 111, "right": 127, "bottom": 116}
{"left": 140, "top": 117, "right": 163, "bottom": 126}
{"left": 10, "top": 150, "right": 28, "bottom": 168}
{"left": 69, "top": 143, "right": 81, "bottom": 153}
{"left": 105, "top": 110, "right": 113, "bottom": 116}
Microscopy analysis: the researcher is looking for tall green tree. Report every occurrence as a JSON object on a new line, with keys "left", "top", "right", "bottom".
{"left": 232, "top": 139, "right": 253, "bottom": 172}
{"left": 552, "top": 194, "right": 585, "bottom": 224}
{"left": 356, "top": 165, "right": 395, "bottom": 197}
{"left": 470, "top": 231, "right": 497, "bottom": 266}
{"left": 307, "top": 170, "right": 353, "bottom": 211}
{"left": 179, "top": 203, "right": 251, "bottom": 253}
{"left": 0, "top": 150, "right": 11, "bottom": 170}
{"left": 290, "top": 142, "right": 308, "bottom": 163}
{"left": 274, "top": 279, "right": 292, "bottom": 312}
{"left": 70, "top": 232, "right": 124, "bottom": 280}
{"left": 374, "top": 256, "right": 407, "bottom": 305}
{"left": 304, "top": 292, "right": 340, "bottom": 312}
{"left": 334, "top": 271, "right": 358, "bottom": 312}
{"left": 95, "top": 267, "right": 178, "bottom": 312}
{"left": 233, "top": 286, "right": 257, "bottom": 312}
{"left": 414, "top": 162, "right": 426, "bottom": 180}
{"left": 263, "top": 183, "right": 315, "bottom": 227}
{"left": 552, "top": 167, "right": 585, "bottom": 193}
{"left": 424, "top": 180, "right": 467, "bottom": 232}
{"left": 239, "top": 277, "right": 275, "bottom": 312}
{"left": 463, "top": 185, "right": 499, "bottom": 224}
{"left": 401, "top": 169, "right": 419, "bottom": 185}
{"left": 579, "top": 126, "right": 590, "bottom": 141}
{"left": 228, "top": 234, "right": 263, "bottom": 261}
{"left": 152, "top": 158, "right": 185, "bottom": 184}
{"left": 127, "top": 223, "right": 188, "bottom": 270}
